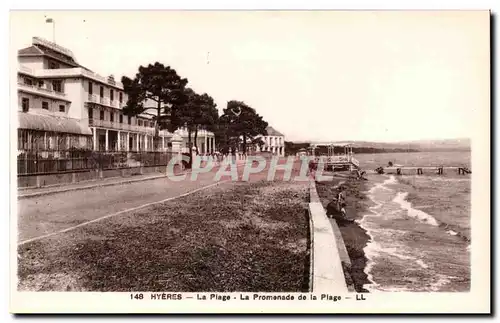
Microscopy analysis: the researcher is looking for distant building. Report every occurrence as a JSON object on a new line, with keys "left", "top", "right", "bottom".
{"left": 16, "top": 37, "right": 216, "bottom": 154}
{"left": 255, "top": 126, "right": 285, "bottom": 156}
{"left": 296, "top": 148, "right": 308, "bottom": 157}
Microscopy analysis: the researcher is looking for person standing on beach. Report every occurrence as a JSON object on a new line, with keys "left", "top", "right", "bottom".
{"left": 336, "top": 186, "right": 346, "bottom": 215}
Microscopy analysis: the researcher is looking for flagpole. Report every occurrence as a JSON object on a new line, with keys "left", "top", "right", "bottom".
{"left": 53, "top": 20, "right": 56, "bottom": 43}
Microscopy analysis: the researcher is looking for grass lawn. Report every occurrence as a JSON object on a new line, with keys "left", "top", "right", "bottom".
{"left": 18, "top": 180, "right": 309, "bottom": 292}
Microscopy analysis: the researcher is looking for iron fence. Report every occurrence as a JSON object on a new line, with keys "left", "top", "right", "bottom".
{"left": 17, "top": 149, "right": 174, "bottom": 175}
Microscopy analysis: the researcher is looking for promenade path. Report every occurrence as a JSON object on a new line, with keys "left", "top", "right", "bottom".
{"left": 18, "top": 166, "right": 239, "bottom": 243}
{"left": 17, "top": 158, "right": 306, "bottom": 244}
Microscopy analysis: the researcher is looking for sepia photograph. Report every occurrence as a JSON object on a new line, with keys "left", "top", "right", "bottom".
{"left": 9, "top": 9, "right": 491, "bottom": 314}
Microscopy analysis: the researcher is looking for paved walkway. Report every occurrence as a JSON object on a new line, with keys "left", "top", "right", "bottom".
{"left": 18, "top": 160, "right": 250, "bottom": 199}
{"left": 17, "top": 168, "right": 237, "bottom": 243}
{"left": 18, "top": 172, "right": 180, "bottom": 199}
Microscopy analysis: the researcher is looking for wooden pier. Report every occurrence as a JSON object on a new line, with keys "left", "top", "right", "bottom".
{"left": 383, "top": 166, "right": 471, "bottom": 176}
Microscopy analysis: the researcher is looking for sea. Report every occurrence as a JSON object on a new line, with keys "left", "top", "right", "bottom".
{"left": 355, "top": 151, "right": 471, "bottom": 292}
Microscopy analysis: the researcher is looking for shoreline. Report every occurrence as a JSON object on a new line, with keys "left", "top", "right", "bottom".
{"left": 315, "top": 175, "right": 372, "bottom": 293}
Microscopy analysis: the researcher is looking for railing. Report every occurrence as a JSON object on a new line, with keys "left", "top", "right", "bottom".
{"left": 19, "top": 65, "right": 34, "bottom": 75}
{"left": 349, "top": 156, "right": 360, "bottom": 167}
{"left": 81, "top": 68, "right": 124, "bottom": 88}
{"left": 31, "top": 67, "right": 124, "bottom": 89}
{"left": 18, "top": 82, "right": 67, "bottom": 98}
{"left": 17, "top": 149, "right": 175, "bottom": 175}
{"left": 87, "top": 93, "right": 99, "bottom": 103}
{"left": 89, "top": 119, "right": 156, "bottom": 134}
{"left": 99, "top": 96, "right": 110, "bottom": 106}
{"left": 87, "top": 94, "right": 124, "bottom": 109}
{"left": 35, "top": 68, "right": 81, "bottom": 78}
{"left": 313, "top": 155, "right": 360, "bottom": 166}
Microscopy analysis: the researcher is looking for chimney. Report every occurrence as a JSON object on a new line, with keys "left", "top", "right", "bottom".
{"left": 107, "top": 74, "right": 116, "bottom": 85}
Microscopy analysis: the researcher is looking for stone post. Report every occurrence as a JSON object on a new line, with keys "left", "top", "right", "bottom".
{"left": 105, "top": 129, "right": 109, "bottom": 151}
{"left": 126, "top": 132, "right": 130, "bottom": 152}
{"left": 92, "top": 127, "right": 97, "bottom": 151}
{"left": 170, "top": 133, "right": 183, "bottom": 173}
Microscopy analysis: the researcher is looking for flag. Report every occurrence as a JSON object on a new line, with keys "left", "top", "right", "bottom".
{"left": 45, "top": 18, "right": 53, "bottom": 23}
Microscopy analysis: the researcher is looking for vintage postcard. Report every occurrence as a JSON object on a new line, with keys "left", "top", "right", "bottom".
{"left": 9, "top": 10, "right": 490, "bottom": 314}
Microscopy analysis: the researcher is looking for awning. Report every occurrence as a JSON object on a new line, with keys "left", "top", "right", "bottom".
{"left": 18, "top": 113, "right": 92, "bottom": 136}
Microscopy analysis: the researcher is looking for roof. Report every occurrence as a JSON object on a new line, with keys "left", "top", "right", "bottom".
{"left": 311, "top": 142, "right": 353, "bottom": 147}
{"left": 266, "top": 126, "right": 284, "bottom": 137}
{"left": 18, "top": 113, "right": 92, "bottom": 136}
{"left": 18, "top": 36, "right": 87, "bottom": 70}
{"left": 18, "top": 46, "right": 44, "bottom": 56}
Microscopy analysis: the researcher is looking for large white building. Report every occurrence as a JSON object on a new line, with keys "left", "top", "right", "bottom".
{"left": 255, "top": 126, "right": 286, "bottom": 156}
{"left": 16, "top": 37, "right": 216, "bottom": 154}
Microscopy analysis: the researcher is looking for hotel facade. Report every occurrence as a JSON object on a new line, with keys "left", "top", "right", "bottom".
{"left": 16, "top": 37, "right": 216, "bottom": 156}
{"left": 255, "top": 126, "right": 286, "bottom": 156}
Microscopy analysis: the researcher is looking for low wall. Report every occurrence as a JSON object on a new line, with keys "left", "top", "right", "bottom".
{"left": 308, "top": 179, "right": 348, "bottom": 293}
{"left": 17, "top": 164, "right": 182, "bottom": 189}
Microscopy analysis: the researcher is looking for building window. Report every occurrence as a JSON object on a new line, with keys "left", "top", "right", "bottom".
{"left": 119, "top": 92, "right": 123, "bottom": 103}
{"left": 110, "top": 112, "right": 114, "bottom": 123}
{"left": 38, "top": 81, "right": 44, "bottom": 88}
{"left": 100, "top": 110, "right": 105, "bottom": 120}
{"left": 89, "top": 81, "right": 93, "bottom": 95}
{"left": 52, "top": 80, "right": 63, "bottom": 93}
{"left": 110, "top": 89, "right": 114, "bottom": 101}
{"left": 49, "top": 61, "right": 59, "bottom": 69}
{"left": 128, "top": 116, "right": 131, "bottom": 125}
{"left": 59, "top": 105, "right": 65, "bottom": 112}
{"left": 138, "top": 120, "right": 143, "bottom": 127}
{"left": 88, "top": 107, "right": 93, "bottom": 120}
{"left": 24, "top": 78, "right": 33, "bottom": 86}
{"left": 42, "top": 101, "right": 49, "bottom": 110}
{"left": 100, "top": 86, "right": 104, "bottom": 98}
{"left": 119, "top": 114, "right": 123, "bottom": 123}
{"left": 22, "top": 98, "right": 29, "bottom": 112}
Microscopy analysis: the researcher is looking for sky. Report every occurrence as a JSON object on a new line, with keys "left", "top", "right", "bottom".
{"left": 10, "top": 11, "right": 489, "bottom": 142}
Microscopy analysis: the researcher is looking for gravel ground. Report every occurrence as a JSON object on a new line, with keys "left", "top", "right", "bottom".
{"left": 18, "top": 180, "right": 310, "bottom": 292}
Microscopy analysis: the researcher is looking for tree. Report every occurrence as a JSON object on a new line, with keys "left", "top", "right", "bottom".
{"left": 192, "top": 93, "right": 218, "bottom": 154}
{"left": 167, "top": 87, "right": 198, "bottom": 164}
{"left": 220, "top": 100, "right": 268, "bottom": 155}
{"left": 121, "top": 62, "right": 188, "bottom": 150}
{"left": 213, "top": 116, "right": 232, "bottom": 154}
{"left": 252, "top": 137, "right": 265, "bottom": 152}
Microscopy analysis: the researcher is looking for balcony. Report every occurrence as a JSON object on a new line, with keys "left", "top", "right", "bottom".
{"left": 87, "top": 94, "right": 119, "bottom": 109}
{"left": 99, "top": 97, "right": 110, "bottom": 106}
{"left": 89, "top": 119, "right": 155, "bottom": 134}
{"left": 87, "top": 93, "right": 99, "bottom": 103}
{"left": 18, "top": 65, "right": 34, "bottom": 75}
{"left": 33, "top": 67, "right": 124, "bottom": 89}
{"left": 18, "top": 82, "right": 68, "bottom": 101}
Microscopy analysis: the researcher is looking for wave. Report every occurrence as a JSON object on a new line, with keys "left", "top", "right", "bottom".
{"left": 429, "top": 177, "right": 471, "bottom": 182}
{"left": 392, "top": 190, "right": 470, "bottom": 242}
{"left": 359, "top": 175, "right": 462, "bottom": 292}
{"left": 392, "top": 192, "right": 439, "bottom": 226}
